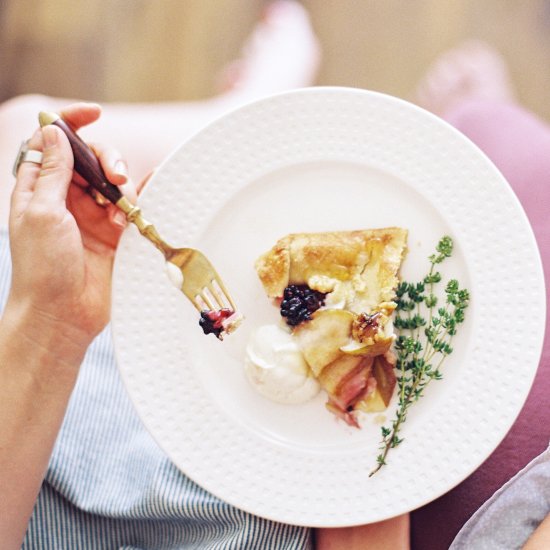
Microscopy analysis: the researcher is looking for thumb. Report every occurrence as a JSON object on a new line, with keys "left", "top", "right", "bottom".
{"left": 32, "top": 124, "right": 74, "bottom": 205}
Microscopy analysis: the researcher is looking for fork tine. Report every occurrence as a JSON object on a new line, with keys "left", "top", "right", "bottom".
{"left": 200, "top": 289, "right": 215, "bottom": 310}
{"left": 211, "top": 278, "right": 237, "bottom": 311}
{"left": 192, "top": 294, "right": 208, "bottom": 312}
{"left": 174, "top": 249, "right": 239, "bottom": 326}
{"left": 208, "top": 282, "right": 228, "bottom": 310}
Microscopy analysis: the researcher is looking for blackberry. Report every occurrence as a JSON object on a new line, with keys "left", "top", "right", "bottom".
{"left": 280, "top": 284, "right": 325, "bottom": 327}
{"left": 199, "top": 308, "right": 233, "bottom": 339}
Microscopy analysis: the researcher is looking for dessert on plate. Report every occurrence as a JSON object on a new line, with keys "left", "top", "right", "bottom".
{"left": 250, "top": 228, "right": 408, "bottom": 427}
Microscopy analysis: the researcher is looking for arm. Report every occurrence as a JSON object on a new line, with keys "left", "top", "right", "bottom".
{"left": 0, "top": 301, "right": 87, "bottom": 547}
{"left": 0, "top": 103, "right": 134, "bottom": 548}
{"left": 315, "top": 514, "right": 410, "bottom": 550}
{"left": 523, "top": 512, "right": 550, "bottom": 550}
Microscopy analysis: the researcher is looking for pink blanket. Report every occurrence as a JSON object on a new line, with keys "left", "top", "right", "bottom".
{"left": 411, "top": 99, "right": 550, "bottom": 549}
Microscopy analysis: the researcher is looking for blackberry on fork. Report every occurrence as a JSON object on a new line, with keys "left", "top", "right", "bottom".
{"left": 199, "top": 308, "right": 234, "bottom": 339}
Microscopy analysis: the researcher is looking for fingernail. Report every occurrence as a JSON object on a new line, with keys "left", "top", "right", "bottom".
{"left": 114, "top": 160, "right": 128, "bottom": 179}
{"left": 42, "top": 125, "right": 57, "bottom": 148}
{"left": 113, "top": 210, "right": 127, "bottom": 227}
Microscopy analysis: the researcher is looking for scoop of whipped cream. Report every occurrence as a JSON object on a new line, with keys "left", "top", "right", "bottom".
{"left": 245, "top": 324, "right": 320, "bottom": 404}
{"left": 165, "top": 261, "right": 184, "bottom": 290}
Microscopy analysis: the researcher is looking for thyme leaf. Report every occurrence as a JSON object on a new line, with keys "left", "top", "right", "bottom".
{"left": 369, "top": 236, "right": 469, "bottom": 477}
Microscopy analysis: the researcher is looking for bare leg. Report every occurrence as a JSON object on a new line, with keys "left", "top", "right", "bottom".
{"left": 316, "top": 515, "right": 410, "bottom": 550}
{"left": 415, "top": 40, "right": 550, "bottom": 299}
{"left": 0, "top": 0, "right": 320, "bottom": 229}
{"left": 414, "top": 39, "right": 515, "bottom": 117}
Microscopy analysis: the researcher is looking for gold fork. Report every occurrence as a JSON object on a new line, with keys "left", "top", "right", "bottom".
{"left": 39, "top": 111, "right": 242, "bottom": 338}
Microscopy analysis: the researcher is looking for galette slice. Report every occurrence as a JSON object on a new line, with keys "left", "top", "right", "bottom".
{"left": 255, "top": 227, "right": 408, "bottom": 426}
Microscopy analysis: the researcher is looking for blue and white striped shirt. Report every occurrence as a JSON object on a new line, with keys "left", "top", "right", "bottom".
{"left": 0, "top": 230, "right": 312, "bottom": 549}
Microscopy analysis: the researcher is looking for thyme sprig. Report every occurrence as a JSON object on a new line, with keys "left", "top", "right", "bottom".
{"left": 369, "top": 236, "right": 469, "bottom": 476}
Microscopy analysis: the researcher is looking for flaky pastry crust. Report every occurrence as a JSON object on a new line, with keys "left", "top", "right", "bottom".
{"left": 255, "top": 227, "right": 408, "bottom": 306}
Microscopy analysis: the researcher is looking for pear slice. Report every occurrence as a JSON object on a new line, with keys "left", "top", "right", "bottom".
{"left": 318, "top": 354, "right": 365, "bottom": 395}
{"left": 293, "top": 309, "right": 354, "bottom": 377}
{"left": 340, "top": 335, "right": 393, "bottom": 357}
{"left": 372, "top": 353, "right": 397, "bottom": 406}
{"left": 356, "top": 387, "right": 387, "bottom": 412}
{"left": 356, "top": 353, "right": 397, "bottom": 412}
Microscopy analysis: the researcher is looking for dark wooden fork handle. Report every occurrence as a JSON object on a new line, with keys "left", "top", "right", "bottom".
{"left": 39, "top": 111, "right": 123, "bottom": 205}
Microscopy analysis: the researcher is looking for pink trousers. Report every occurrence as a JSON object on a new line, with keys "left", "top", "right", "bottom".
{"left": 411, "top": 99, "right": 550, "bottom": 549}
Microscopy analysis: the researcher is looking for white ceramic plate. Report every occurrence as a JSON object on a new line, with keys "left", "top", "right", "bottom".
{"left": 112, "top": 87, "right": 545, "bottom": 527}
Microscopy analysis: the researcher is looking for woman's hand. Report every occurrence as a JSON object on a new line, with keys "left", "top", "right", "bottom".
{"left": 6, "top": 102, "right": 137, "bottom": 358}
{"left": 0, "top": 102, "right": 144, "bottom": 549}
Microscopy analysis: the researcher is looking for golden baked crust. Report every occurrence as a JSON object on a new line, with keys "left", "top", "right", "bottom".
{"left": 255, "top": 227, "right": 408, "bottom": 309}
{"left": 254, "top": 236, "right": 291, "bottom": 298}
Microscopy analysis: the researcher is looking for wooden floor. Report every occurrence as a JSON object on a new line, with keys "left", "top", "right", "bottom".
{"left": 2, "top": 0, "right": 550, "bottom": 119}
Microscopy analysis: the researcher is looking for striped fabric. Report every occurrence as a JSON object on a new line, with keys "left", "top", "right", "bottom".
{"left": 0, "top": 230, "right": 312, "bottom": 550}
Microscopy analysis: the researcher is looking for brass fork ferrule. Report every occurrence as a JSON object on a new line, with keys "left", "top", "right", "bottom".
{"left": 116, "top": 196, "right": 171, "bottom": 256}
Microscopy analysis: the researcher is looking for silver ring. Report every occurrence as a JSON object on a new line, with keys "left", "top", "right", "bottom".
{"left": 12, "top": 140, "right": 43, "bottom": 177}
